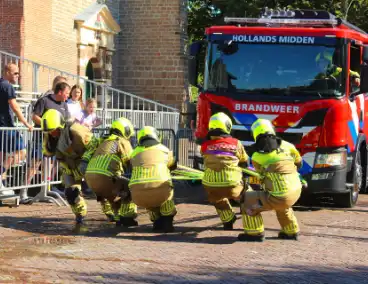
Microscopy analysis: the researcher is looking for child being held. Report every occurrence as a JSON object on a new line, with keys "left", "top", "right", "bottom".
{"left": 78, "top": 98, "right": 102, "bottom": 130}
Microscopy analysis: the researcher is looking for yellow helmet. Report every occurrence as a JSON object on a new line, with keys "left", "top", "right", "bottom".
{"left": 110, "top": 117, "right": 134, "bottom": 139}
{"left": 137, "top": 126, "right": 160, "bottom": 145}
{"left": 41, "top": 109, "right": 65, "bottom": 132}
{"left": 251, "top": 118, "right": 275, "bottom": 141}
{"left": 315, "top": 50, "right": 333, "bottom": 63}
{"left": 208, "top": 112, "right": 232, "bottom": 134}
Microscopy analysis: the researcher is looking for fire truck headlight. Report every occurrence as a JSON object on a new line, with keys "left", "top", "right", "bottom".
{"left": 314, "top": 152, "right": 347, "bottom": 168}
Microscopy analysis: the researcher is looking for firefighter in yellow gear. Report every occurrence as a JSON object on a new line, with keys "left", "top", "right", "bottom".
{"left": 85, "top": 117, "right": 138, "bottom": 227}
{"left": 41, "top": 109, "right": 99, "bottom": 224}
{"left": 315, "top": 50, "right": 360, "bottom": 87}
{"left": 201, "top": 112, "right": 249, "bottom": 230}
{"left": 128, "top": 126, "right": 177, "bottom": 232}
{"left": 238, "top": 118, "right": 302, "bottom": 242}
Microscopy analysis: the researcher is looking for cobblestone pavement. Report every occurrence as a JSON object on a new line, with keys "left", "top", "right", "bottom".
{"left": 0, "top": 183, "right": 367, "bottom": 284}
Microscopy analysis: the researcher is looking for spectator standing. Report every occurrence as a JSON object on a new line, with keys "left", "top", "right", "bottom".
{"left": 32, "top": 81, "right": 70, "bottom": 126}
{"left": 77, "top": 98, "right": 102, "bottom": 130}
{"left": 67, "top": 85, "right": 84, "bottom": 122}
{"left": 0, "top": 63, "right": 33, "bottom": 196}
{"left": 24, "top": 80, "right": 70, "bottom": 203}
{"left": 38, "top": 76, "right": 67, "bottom": 100}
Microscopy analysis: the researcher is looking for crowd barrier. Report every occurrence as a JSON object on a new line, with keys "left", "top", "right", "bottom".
{"left": 0, "top": 127, "right": 181, "bottom": 207}
{"left": 176, "top": 128, "right": 200, "bottom": 169}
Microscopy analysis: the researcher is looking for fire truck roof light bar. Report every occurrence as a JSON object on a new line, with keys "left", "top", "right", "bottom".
{"left": 224, "top": 17, "right": 339, "bottom": 27}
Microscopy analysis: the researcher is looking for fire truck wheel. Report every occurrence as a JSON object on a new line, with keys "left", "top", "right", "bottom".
{"left": 334, "top": 150, "right": 363, "bottom": 208}
{"left": 333, "top": 191, "right": 357, "bottom": 208}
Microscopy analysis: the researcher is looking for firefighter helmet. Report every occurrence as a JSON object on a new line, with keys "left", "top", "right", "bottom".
{"left": 41, "top": 109, "right": 65, "bottom": 132}
{"left": 137, "top": 126, "right": 160, "bottom": 145}
{"left": 251, "top": 118, "right": 275, "bottom": 141}
{"left": 110, "top": 117, "right": 134, "bottom": 139}
{"left": 208, "top": 112, "right": 232, "bottom": 134}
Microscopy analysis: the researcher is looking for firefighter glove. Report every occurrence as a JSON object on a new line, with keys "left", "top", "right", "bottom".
{"left": 169, "top": 160, "right": 178, "bottom": 171}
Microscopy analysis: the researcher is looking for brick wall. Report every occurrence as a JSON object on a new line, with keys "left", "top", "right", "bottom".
{"left": 22, "top": 0, "right": 95, "bottom": 92}
{"left": 0, "top": 0, "right": 24, "bottom": 58}
{"left": 0, "top": 0, "right": 188, "bottom": 108}
{"left": 112, "top": 0, "right": 188, "bottom": 109}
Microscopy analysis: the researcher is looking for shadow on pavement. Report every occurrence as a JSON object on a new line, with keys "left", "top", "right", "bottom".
{"left": 57, "top": 265, "right": 368, "bottom": 283}
{"left": 303, "top": 223, "right": 368, "bottom": 232}
{"left": 116, "top": 233, "right": 238, "bottom": 245}
{"left": 0, "top": 213, "right": 367, "bottom": 245}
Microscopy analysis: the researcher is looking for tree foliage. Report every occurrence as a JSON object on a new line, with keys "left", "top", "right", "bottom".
{"left": 188, "top": 0, "right": 219, "bottom": 43}
{"left": 189, "top": 0, "right": 368, "bottom": 38}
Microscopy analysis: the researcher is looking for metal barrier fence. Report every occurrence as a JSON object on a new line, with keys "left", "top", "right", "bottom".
{"left": 0, "top": 126, "right": 178, "bottom": 206}
{"left": 92, "top": 128, "right": 177, "bottom": 153}
{"left": 14, "top": 93, "right": 179, "bottom": 131}
{"left": 1, "top": 50, "right": 180, "bottom": 132}
{"left": 176, "top": 128, "right": 201, "bottom": 169}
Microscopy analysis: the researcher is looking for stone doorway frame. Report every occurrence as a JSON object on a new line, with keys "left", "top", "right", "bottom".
{"left": 74, "top": 2, "right": 120, "bottom": 90}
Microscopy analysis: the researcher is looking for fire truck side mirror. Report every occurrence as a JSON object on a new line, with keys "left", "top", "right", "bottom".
{"left": 188, "top": 41, "right": 206, "bottom": 87}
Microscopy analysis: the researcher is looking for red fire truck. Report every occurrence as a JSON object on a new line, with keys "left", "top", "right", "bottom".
{"left": 188, "top": 9, "right": 368, "bottom": 207}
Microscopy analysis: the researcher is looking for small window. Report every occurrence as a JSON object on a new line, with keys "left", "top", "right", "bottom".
{"left": 349, "top": 44, "right": 361, "bottom": 93}
{"left": 350, "top": 44, "right": 361, "bottom": 72}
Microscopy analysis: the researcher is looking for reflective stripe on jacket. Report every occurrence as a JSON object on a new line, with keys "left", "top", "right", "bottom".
{"left": 201, "top": 136, "right": 248, "bottom": 187}
{"left": 86, "top": 134, "right": 132, "bottom": 177}
{"left": 252, "top": 140, "right": 302, "bottom": 196}
{"left": 129, "top": 144, "right": 173, "bottom": 187}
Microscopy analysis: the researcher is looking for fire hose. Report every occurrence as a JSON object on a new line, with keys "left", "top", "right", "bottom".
{"left": 171, "top": 164, "right": 308, "bottom": 188}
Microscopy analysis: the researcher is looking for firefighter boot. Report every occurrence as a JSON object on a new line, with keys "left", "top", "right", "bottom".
{"left": 278, "top": 231, "right": 299, "bottom": 240}
{"left": 118, "top": 217, "right": 138, "bottom": 228}
{"left": 240, "top": 213, "right": 265, "bottom": 242}
{"left": 75, "top": 214, "right": 84, "bottom": 225}
{"left": 237, "top": 233, "right": 265, "bottom": 242}
{"left": 216, "top": 208, "right": 236, "bottom": 231}
{"left": 223, "top": 215, "right": 237, "bottom": 231}
{"left": 149, "top": 211, "right": 163, "bottom": 232}
{"left": 160, "top": 216, "right": 175, "bottom": 233}
{"left": 152, "top": 217, "right": 164, "bottom": 232}
{"left": 117, "top": 202, "right": 138, "bottom": 227}
{"left": 100, "top": 200, "right": 115, "bottom": 222}
{"left": 65, "top": 187, "right": 87, "bottom": 224}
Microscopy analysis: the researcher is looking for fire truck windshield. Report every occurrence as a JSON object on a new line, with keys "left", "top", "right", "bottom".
{"left": 204, "top": 41, "right": 344, "bottom": 98}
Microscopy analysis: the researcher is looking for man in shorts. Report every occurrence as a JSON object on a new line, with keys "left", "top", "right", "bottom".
{"left": 0, "top": 63, "right": 33, "bottom": 197}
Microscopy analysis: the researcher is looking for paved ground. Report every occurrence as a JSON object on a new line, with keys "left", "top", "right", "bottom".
{"left": 0, "top": 183, "right": 367, "bottom": 283}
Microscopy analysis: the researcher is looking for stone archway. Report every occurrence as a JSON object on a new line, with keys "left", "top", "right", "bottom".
{"left": 84, "top": 55, "right": 108, "bottom": 106}
{"left": 85, "top": 58, "right": 97, "bottom": 100}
